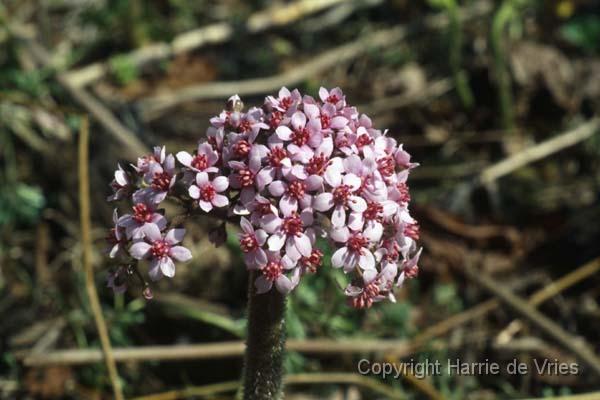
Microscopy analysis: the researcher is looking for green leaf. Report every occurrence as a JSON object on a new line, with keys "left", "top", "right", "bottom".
{"left": 560, "top": 15, "right": 600, "bottom": 53}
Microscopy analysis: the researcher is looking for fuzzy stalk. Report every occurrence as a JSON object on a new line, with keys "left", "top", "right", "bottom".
{"left": 242, "top": 271, "right": 286, "bottom": 400}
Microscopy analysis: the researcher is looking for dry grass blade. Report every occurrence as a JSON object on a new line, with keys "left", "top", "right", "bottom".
{"left": 464, "top": 261, "right": 600, "bottom": 377}
{"left": 130, "top": 373, "right": 405, "bottom": 400}
{"left": 522, "top": 392, "right": 600, "bottom": 400}
{"left": 14, "top": 31, "right": 148, "bottom": 159}
{"left": 480, "top": 117, "right": 600, "bottom": 184}
{"left": 20, "top": 258, "right": 600, "bottom": 367}
{"left": 139, "top": 0, "right": 493, "bottom": 118}
{"left": 79, "top": 116, "right": 124, "bottom": 400}
{"left": 63, "top": 0, "right": 353, "bottom": 88}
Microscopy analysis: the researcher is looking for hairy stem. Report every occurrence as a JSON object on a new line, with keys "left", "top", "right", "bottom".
{"left": 243, "top": 272, "right": 286, "bottom": 400}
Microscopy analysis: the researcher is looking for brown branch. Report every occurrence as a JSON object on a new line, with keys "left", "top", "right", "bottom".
{"left": 63, "top": 0, "right": 353, "bottom": 88}
{"left": 463, "top": 259, "right": 600, "bottom": 377}
{"left": 19, "top": 258, "right": 600, "bottom": 368}
{"left": 138, "top": 0, "right": 493, "bottom": 119}
{"left": 480, "top": 117, "right": 600, "bottom": 185}
{"left": 79, "top": 116, "right": 124, "bottom": 400}
{"left": 129, "top": 373, "right": 405, "bottom": 400}
{"left": 521, "top": 391, "right": 600, "bottom": 400}
{"left": 391, "top": 257, "right": 600, "bottom": 356}
{"left": 15, "top": 33, "right": 148, "bottom": 159}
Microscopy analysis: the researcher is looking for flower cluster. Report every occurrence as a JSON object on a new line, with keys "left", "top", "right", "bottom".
{"left": 107, "top": 87, "right": 421, "bottom": 308}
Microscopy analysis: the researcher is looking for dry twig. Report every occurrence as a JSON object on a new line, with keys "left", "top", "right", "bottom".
{"left": 464, "top": 260, "right": 600, "bottom": 377}
{"left": 79, "top": 116, "right": 124, "bottom": 400}
{"left": 63, "top": 0, "right": 352, "bottom": 88}
{"left": 390, "top": 257, "right": 600, "bottom": 357}
{"left": 130, "top": 373, "right": 404, "bottom": 400}
{"left": 139, "top": 1, "right": 493, "bottom": 119}
{"left": 16, "top": 33, "right": 148, "bottom": 159}
{"left": 480, "top": 117, "right": 600, "bottom": 184}
{"left": 522, "top": 391, "right": 600, "bottom": 400}
{"left": 20, "top": 258, "right": 600, "bottom": 367}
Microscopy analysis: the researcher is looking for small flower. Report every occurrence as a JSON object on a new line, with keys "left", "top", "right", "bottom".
{"left": 118, "top": 200, "right": 166, "bottom": 239}
{"left": 107, "top": 209, "right": 128, "bottom": 258}
{"left": 254, "top": 252, "right": 299, "bottom": 294}
{"left": 134, "top": 146, "right": 165, "bottom": 174}
{"left": 265, "top": 87, "right": 301, "bottom": 114}
{"left": 189, "top": 172, "right": 229, "bottom": 212}
{"left": 262, "top": 208, "right": 313, "bottom": 261}
{"left": 107, "top": 164, "right": 132, "bottom": 201}
{"left": 238, "top": 217, "right": 268, "bottom": 268}
{"left": 140, "top": 152, "right": 177, "bottom": 204}
{"left": 129, "top": 225, "right": 192, "bottom": 280}
{"left": 176, "top": 142, "right": 219, "bottom": 173}
{"left": 313, "top": 165, "right": 367, "bottom": 227}
{"left": 331, "top": 228, "right": 376, "bottom": 275}
{"left": 275, "top": 111, "right": 322, "bottom": 162}
{"left": 319, "top": 87, "right": 346, "bottom": 109}
{"left": 268, "top": 179, "right": 312, "bottom": 215}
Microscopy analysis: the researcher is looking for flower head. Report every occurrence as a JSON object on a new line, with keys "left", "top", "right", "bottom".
{"left": 106, "top": 87, "right": 421, "bottom": 304}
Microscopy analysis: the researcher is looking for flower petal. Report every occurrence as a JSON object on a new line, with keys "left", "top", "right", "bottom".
{"left": 160, "top": 257, "right": 176, "bottom": 278}
{"left": 331, "top": 247, "right": 347, "bottom": 268}
{"left": 255, "top": 275, "right": 272, "bottom": 294}
{"left": 331, "top": 205, "right": 346, "bottom": 227}
{"left": 343, "top": 173, "right": 362, "bottom": 191}
{"left": 212, "top": 194, "right": 229, "bottom": 208}
{"left": 188, "top": 185, "right": 200, "bottom": 199}
{"left": 129, "top": 242, "right": 151, "bottom": 259}
{"left": 275, "top": 275, "right": 294, "bottom": 294}
{"left": 165, "top": 228, "right": 185, "bottom": 244}
{"left": 240, "top": 217, "right": 253, "bottom": 234}
{"left": 143, "top": 224, "right": 162, "bottom": 241}
{"left": 269, "top": 181, "right": 286, "bottom": 197}
{"left": 349, "top": 196, "right": 367, "bottom": 213}
{"left": 294, "top": 233, "right": 312, "bottom": 257}
{"left": 170, "top": 246, "right": 192, "bottom": 262}
{"left": 358, "top": 250, "right": 376, "bottom": 270}
{"left": 176, "top": 151, "right": 192, "bottom": 167}
{"left": 213, "top": 176, "right": 229, "bottom": 192}
{"left": 267, "top": 232, "right": 286, "bottom": 251}
{"left": 313, "top": 193, "right": 334, "bottom": 212}
{"left": 276, "top": 126, "right": 292, "bottom": 141}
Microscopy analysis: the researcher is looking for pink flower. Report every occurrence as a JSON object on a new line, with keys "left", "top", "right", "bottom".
{"left": 138, "top": 151, "right": 177, "bottom": 204}
{"left": 107, "top": 164, "right": 131, "bottom": 201}
{"left": 275, "top": 111, "right": 322, "bottom": 163}
{"left": 176, "top": 142, "right": 219, "bottom": 173}
{"left": 319, "top": 87, "right": 346, "bottom": 109}
{"left": 129, "top": 225, "right": 192, "bottom": 280}
{"left": 189, "top": 172, "right": 229, "bottom": 212}
{"left": 261, "top": 208, "right": 313, "bottom": 262}
{"left": 254, "top": 252, "right": 299, "bottom": 294}
{"left": 134, "top": 146, "right": 165, "bottom": 175}
{"left": 331, "top": 228, "right": 376, "bottom": 276}
{"left": 107, "top": 209, "right": 128, "bottom": 258}
{"left": 268, "top": 179, "right": 312, "bottom": 215}
{"left": 265, "top": 87, "right": 301, "bottom": 115}
{"left": 313, "top": 164, "right": 367, "bottom": 227}
{"left": 238, "top": 217, "right": 268, "bottom": 267}
{"left": 228, "top": 150, "right": 265, "bottom": 206}
{"left": 118, "top": 200, "right": 166, "bottom": 239}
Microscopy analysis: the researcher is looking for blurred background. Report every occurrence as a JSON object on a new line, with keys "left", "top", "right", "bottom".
{"left": 1, "top": 0, "right": 600, "bottom": 398}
